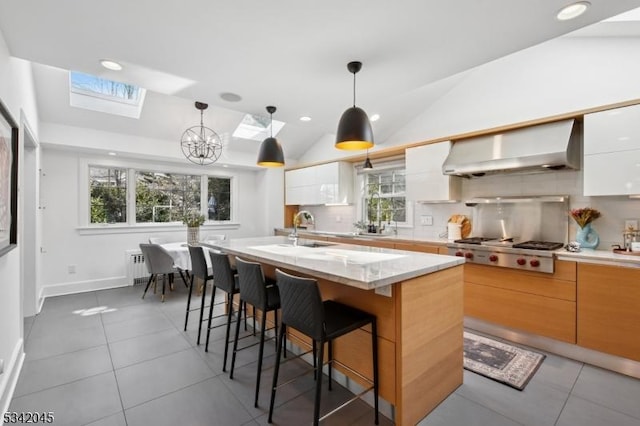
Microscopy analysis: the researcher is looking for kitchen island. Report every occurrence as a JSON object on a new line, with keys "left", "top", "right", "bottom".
{"left": 202, "top": 236, "right": 464, "bottom": 426}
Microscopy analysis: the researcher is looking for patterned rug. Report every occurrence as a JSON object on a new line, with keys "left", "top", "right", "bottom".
{"left": 463, "top": 331, "right": 546, "bottom": 391}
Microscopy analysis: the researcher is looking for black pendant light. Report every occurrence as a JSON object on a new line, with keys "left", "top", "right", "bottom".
{"left": 335, "top": 61, "right": 374, "bottom": 150}
{"left": 363, "top": 150, "right": 373, "bottom": 170}
{"left": 257, "top": 105, "right": 285, "bottom": 167}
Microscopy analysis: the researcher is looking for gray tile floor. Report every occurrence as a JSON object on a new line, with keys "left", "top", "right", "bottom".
{"left": 12, "top": 283, "right": 640, "bottom": 426}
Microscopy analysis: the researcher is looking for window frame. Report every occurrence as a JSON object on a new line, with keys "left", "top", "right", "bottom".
{"left": 79, "top": 157, "right": 239, "bottom": 233}
{"left": 356, "top": 160, "right": 413, "bottom": 229}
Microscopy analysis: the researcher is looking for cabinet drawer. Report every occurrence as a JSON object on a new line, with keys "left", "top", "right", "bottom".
{"left": 463, "top": 262, "right": 576, "bottom": 301}
{"left": 465, "top": 282, "right": 576, "bottom": 343}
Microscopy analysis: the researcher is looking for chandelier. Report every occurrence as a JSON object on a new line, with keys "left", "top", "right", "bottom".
{"left": 181, "top": 101, "right": 223, "bottom": 165}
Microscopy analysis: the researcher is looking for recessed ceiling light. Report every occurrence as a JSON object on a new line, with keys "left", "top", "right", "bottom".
{"left": 220, "top": 92, "right": 242, "bottom": 102}
{"left": 100, "top": 60, "right": 122, "bottom": 71}
{"left": 299, "top": 116, "right": 312, "bottom": 122}
{"left": 108, "top": 152, "right": 117, "bottom": 156}
{"left": 556, "top": 2, "right": 590, "bottom": 21}
{"left": 370, "top": 114, "right": 380, "bottom": 122}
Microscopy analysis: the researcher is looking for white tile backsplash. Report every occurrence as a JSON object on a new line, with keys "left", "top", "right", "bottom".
{"left": 301, "top": 168, "right": 637, "bottom": 249}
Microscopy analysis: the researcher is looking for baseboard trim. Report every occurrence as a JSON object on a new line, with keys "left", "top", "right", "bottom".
{"left": 41, "top": 276, "right": 131, "bottom": 299}
{"left": 465, "top": 317, "right": 640, "bottom": 379}
{"left": 0, "top": 339, "right": 25, "bottom": 416}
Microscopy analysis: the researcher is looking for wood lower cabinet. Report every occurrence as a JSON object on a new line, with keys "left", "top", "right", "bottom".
{"left": 577, "top": 263, "right": 640, "bottom": 362}
{"left": 464, "top": 260, "right": 577, "bottom": 343}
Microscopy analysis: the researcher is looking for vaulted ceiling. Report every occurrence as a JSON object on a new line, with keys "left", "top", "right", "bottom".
{"left": 1, "top": 1, "right": 640, "bottom": 162}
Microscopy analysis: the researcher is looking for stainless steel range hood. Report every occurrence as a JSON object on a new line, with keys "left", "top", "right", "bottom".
{"left": 442, "top": 119, "right": 581, "bottom": 177}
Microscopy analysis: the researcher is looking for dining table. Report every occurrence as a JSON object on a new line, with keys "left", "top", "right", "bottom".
{"left": 160, "top": 242, "right": 213, "bottom": 271}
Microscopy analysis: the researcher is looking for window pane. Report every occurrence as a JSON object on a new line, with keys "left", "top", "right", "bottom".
{"left": 208, "top": 177, "right": 231, "bottom": 221}
{"left": 363, "top": 168, "right": 407, "bottom": 225}
{"left": 90, "top": 167, "right": 127, "bottom": 223}
{"left": 135, "top": 172, "right": 200, "bottom": 223}
{"left": 393, "top": 172, "right": 405, "bottom": 193}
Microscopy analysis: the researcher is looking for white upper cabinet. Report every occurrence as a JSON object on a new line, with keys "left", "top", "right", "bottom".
{"left": 405, "top": 141, "right": 461, "bottom": 202}
{"left": 285, "top": 162, "right": 354, "bottom": 205}
{"left": 584, "top": 104, "right": 640, "bottom": 196}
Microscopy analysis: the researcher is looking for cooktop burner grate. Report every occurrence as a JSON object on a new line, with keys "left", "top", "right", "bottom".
{"left": 453, "top": 237, "right": 497, "bottom": 245}
{"left": 512, "top": 241, "right": 564, "bottom": 250}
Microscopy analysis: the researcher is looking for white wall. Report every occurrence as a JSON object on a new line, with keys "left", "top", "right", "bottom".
{"left": 38, "top": 144, "right": 277, "bottom": 297}
{"left": 0, "top": 29, "right": 39, "bottom": 413}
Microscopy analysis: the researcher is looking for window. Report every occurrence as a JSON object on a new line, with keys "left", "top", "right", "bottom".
{"left": 232, "top": 112, "right": 285, "bottom": 141}
{"left": 86, "top": 164, "right": 234, "bottom": 227}
{"left": 363, "top": 168, "right": 407, "bottom": 227}
{"left": 69, "top": 71, "right": 146, "bottom": 119}
{"left": 207, "top": 177, "right": 231, "bottom": 221}
{"left": 90, "top": 167, "right": 127, "bottom": 223}
{"left": 135, "top": 172, "right": 201, "bottom": 223}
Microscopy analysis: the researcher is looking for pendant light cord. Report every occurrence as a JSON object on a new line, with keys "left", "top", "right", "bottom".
{"left": 352, "top": 70, "right": 356, "bottom": 107}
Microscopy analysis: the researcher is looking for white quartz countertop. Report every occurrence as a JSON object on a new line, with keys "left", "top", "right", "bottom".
{"left": 202, "top": 236, "right": 464, "bottom": 290}
{"left": 555, "top": 247, "right": 640, "bottom": 268}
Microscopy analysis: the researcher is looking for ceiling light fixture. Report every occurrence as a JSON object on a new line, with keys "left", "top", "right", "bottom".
{"left": 556, "top": 1, "right": 590, "bottom": 21}
{"left": 335, "top": 61, "right": 374, "bottom": 150}
{"left": 363, "top": 150, "right": 373, "bottom": 170}
{"left": 257, "top": 106, "right": 285, "bottom": 167}
{"left": 370, "top": 113, "right": 380, "bottom": 122}
{"left": 299, "top": 116, "right": 312, "bottom": 122}
{"left": 180, "top": 101, "right": 223, "bottom": 165}
{"left": 100, "top": 59, "right": 122, "bottom": 71}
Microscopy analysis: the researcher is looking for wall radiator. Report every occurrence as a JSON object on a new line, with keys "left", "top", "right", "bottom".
{"left": 125, "top": 249, "right": 150, "bottom": 285}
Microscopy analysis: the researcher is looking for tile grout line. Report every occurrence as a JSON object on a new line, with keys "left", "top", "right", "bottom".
{"left": 98, "top": 290, "right": 130, "bottom": 426}
{"left": 552, "top": 362, "right": 584, "bottom": 426}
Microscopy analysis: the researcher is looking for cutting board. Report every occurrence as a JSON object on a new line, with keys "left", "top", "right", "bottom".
{"left": 449, "top": 215, "right": 472, "bottom": 238}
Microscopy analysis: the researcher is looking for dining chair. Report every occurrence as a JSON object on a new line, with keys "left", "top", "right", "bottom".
{"left": 139, "top": 243, "right": 188, "bottom": 302}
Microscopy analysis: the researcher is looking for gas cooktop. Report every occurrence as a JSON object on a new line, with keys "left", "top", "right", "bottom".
{"left": 452, "top": 238, "right": 564, "bottom": 251}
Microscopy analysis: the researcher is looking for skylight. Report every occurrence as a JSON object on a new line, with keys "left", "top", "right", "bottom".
{"left": 69, "top": 71, "right": 146, "bottom": 119}
{"left": 232, "top": 113, "right": 285, "bottom": 141}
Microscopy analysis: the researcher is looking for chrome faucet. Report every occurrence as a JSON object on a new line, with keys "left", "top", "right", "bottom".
{"left": 290, "top": 210, "right": 315, "bottom": 245}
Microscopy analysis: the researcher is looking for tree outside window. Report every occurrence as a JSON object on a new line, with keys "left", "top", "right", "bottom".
{"left": 208, "top": 177, "right": 231, "bottom": 221}
{"left": 135, "top": 172, "right": 200, "bottom": 223}
{"left": 90, "top": 167, "right": 127, "bottom": 223}
{"left": 364, "top": 169, "right": 406, "bottom": 227}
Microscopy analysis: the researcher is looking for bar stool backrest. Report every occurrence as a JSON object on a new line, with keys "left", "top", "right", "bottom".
{"left": 275, "top": 269, "right": 325, "bottom": 341}
{"left": 140, "top": 243, "right": 175, "bottom": 274}
{"left": 188, "top": 245, "right": 209, "bottom": 279}
{"left": 235, "top": 257, "right": 267, "bottom": 308}
{"left": 209, "top": 251, "right": 236, "bottom": 293}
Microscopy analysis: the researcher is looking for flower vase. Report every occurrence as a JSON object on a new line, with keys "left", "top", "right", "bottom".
{"left": 576, "top": 223, "right": 599, "bottom": 249}
{"left": 187, "top": 226, "right": 200, "bottom": 245}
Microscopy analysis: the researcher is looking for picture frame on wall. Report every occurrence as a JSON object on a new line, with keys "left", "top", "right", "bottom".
{"left": 0, "top": 97, "right": 18, "bottom": 257}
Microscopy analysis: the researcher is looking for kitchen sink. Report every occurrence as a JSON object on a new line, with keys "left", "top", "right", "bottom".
{"left": 298, "top": 241, "right": 336, "bottom": 248}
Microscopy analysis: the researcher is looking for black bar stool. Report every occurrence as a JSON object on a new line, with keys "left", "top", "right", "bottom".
{"left": 230, "top": 257, "right": 281, "bottom": 408}
{"left": 268, "top": 269, "right": 379, "bottom": 426}
{"left": 184, "top": 245, "right": 213, "bottom": 340}
{"left": 205, "top": 251, "right": 241, "bottom": 372}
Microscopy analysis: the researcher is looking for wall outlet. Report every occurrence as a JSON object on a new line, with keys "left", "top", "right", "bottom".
{"left": 420, "top": 215, "right": 433, "bottom": 226}
{"left": 68, "top": 264, "right": 76, "bottom": 274}
{"left": 336, "top": 215, "right": 342, "bottom": 223}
